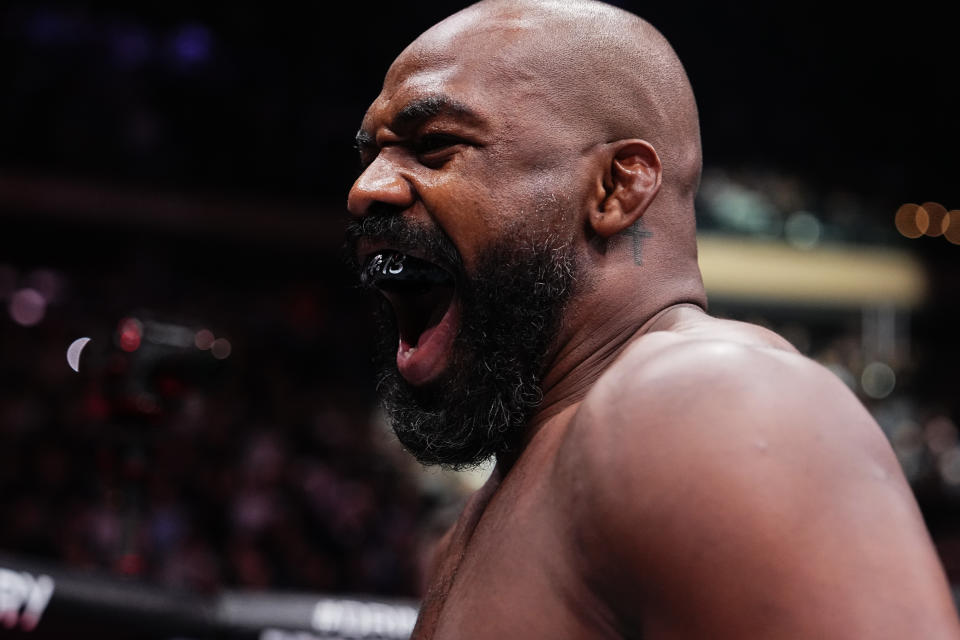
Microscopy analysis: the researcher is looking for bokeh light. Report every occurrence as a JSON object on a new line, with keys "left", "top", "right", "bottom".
{"left": 939, "top": 447, "right": 960, "bottom": 486}
{"left": 66, "top": 337, "right": 92, "bottom": 373}
{"left": 784, "top": 211, "right": 822, "bottom": 249}
{"left": 25, "top": 268, "right": 64, "bottom": 304}
{"left": 861, "top": 361, "right": 896, "bottom": 399}
{"left": 8, "top": 288, "right": 46, "bottom": 327}
{"left": 211, "top": 338, "right": 232, "bottom": 360}
{"left": 117, "top": 317, "right": 143, "bottom": 352}
{"left": 921, "top": 202, "right": 947, "bottom": 237}
{"left": 194, "top": 329, "right": 215, "bottom": 350}
{"left": 944, "top": 211, "right": 960, "bottom": 245}
{"left": 169, "top": 23, "right": 212, "bottom": 67}
{"left": 895, "top": 203, "right": 926, "bottom": 238}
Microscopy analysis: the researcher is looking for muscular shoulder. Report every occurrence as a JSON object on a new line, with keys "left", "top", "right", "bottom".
{"left": 559, "top": 317, "right": 901, "bottom": 525}
{"left": 551, "top": 318, "right": 959, "bottom": 638}
{"left": 572, "top": 315, "right": 884, "bottom": 462}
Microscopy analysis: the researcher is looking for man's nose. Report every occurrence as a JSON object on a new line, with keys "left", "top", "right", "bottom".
{"left": 347, "top": 155, "right": 414, "bottom": 217}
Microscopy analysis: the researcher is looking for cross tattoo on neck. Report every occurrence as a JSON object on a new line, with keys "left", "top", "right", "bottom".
{"left": 625, "top": 220, "right": 653, "bottom": 265}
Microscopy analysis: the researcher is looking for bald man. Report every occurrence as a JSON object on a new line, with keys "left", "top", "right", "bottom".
{"left": 344, "top": 1, "right": 960, "bottom": 638}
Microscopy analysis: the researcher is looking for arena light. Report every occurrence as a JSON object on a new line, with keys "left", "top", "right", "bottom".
{"left": 117, "top": 317, "right": 143, "bottom": 352}
{"left": 895, "top": 203, "right": 926, "bottom": 238}
{"left": 194, "top": 328, "right": 215, "bottom": 350}
{"left": 8, "top": 288, "right": 46, "bottom": 327}
{"left": 211, "top": 338, "right": 231, "bottom": 360}
{"left": 697, "top": 235, "right": 928, "bottom": 308}
{"left": 24, "top": 269, "right": 63, "bottom": 304}
{"left": 945, "top": 211, "right": 960, "bottom": 245}
{"left": 861, "top": 361, "right": 896, "bottom": 399}
{"left": 169, "top": 23, "right": 211, "bottom": 67}
{"left": 783, "top": 211, "right": 822, "bottom": 249}
{"left": 66, "top": 337, "right": 91, "bottom": 372}
{"left": 895, "top": 201, "right": 958, "bottom": 244}
{"left": 921, "top": 202, "right": 947, "bottom": 237}
{"left": 142, "top": 320, "right": 194, "bottom": 347}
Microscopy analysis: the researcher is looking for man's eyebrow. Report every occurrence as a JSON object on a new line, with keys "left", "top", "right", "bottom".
{"left": 392, "top": 95, "right": 482, "bottom": 131}
{"left": 354, "top": 95, "right": 483, "bottom": 153}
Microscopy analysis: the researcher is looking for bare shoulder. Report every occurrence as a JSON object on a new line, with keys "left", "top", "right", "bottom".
{"left": 571, "top": 312, "right": 894, "bottom": 467}
{"left": 558, "top": 313, "right": 901, "bottom": 516}
{"left": 552, "top": 313, "right": 960, "bottom": 638}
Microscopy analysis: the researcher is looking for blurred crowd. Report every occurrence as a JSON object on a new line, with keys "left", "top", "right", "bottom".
{"left": 0, "top": 246, "right": 460, "bottom": 599}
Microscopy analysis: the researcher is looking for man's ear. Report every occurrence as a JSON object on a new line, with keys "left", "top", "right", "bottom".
{"left": 591, "top": 140, "right": 662, "bottom": 238}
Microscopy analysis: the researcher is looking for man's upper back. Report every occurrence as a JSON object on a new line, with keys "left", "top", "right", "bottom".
{"left": 415, "top": 308, "right": 960, "bottom": 639}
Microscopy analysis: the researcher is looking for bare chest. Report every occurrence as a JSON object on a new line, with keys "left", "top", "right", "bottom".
{"left": 411, "top": 466, "right": 623, "bottom": 639}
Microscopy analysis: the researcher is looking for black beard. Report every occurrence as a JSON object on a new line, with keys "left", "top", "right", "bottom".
{"left": 345, "top": 214, "right": 578, "bottom": 469}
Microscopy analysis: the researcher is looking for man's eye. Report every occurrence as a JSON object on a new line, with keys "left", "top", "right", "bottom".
{"left": 416, "top": 134, "right": 461, "bottom": 156}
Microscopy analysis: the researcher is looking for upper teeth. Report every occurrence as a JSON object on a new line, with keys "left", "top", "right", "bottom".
{"left": 362, "top": 251, "right": 452, "bottom": 290}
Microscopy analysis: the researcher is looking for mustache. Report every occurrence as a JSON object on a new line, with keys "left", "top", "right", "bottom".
{"left": 343, "top": 207, "right": 463, "bottom": 275}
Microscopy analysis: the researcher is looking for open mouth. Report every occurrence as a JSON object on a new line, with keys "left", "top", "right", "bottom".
{"left": 362, "top": 251, "right": 458, "bottom": 383}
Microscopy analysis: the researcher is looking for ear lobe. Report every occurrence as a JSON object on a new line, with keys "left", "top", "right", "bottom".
{"left": 591, "top": 140, "right": 662, "bottom": 238}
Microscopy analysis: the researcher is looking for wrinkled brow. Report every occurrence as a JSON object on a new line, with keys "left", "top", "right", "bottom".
{"left": 354, "top": 94, "right": 483, "bottom": 151}
{"left": 393, "top": 95, "right": 480, "bottom": 130}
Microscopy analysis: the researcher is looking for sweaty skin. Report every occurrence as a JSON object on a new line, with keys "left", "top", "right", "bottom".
{"left": 348, "top": 1, "right": 960, "bottom": 638}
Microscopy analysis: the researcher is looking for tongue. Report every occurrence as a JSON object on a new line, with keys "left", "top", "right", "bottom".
{"left": 395, "top": 295, "right": 460, "bottom": 386}
{"left": 362, "top": 251, "right": 459, "bottom": 385}
{"left": 383, "top": 285, "right": 454, "bottom": 348}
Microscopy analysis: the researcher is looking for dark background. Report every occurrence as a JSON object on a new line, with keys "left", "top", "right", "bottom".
{"left": 1, "top": 2, "right": 957, "bottom": 206}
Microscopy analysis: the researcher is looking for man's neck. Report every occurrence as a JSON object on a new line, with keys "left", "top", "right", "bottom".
{"left": 494, "top": 300, "right": 707, "bottom": 474}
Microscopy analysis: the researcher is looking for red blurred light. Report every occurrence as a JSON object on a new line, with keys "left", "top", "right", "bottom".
{"left": 119, "top": 329, "right": 140, "bottom": 351}
{"left": 116, "top": 552, "right": 145, "bottom": 576}
{"left": 117, "top": 317, "right": 142, "bottom": 352}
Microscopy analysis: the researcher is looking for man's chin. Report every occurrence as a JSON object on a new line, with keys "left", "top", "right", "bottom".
{"left": 373, "top": 331, "right": 498, "bottom": 469}
{"left": 376, "top": 329, "right": 536, "bottom": 470}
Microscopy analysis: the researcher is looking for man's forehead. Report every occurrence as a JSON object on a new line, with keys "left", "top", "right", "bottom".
{"left": 362, "top": 57, "right": 494, "bottom": 133}
{"left": 358, "top": 9, "right": 596, "bottom": 145}
{"left": 370, "top": 65, "right": 454, "bottom": 117}
{"left": 363, "top": 9, "right": 539, "bottom": 124}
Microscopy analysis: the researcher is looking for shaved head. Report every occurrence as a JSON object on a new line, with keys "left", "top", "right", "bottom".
{"left": 398, "top": 0, "right": 702, "bottom": 202}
